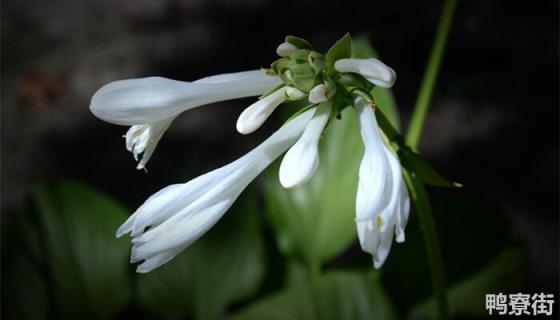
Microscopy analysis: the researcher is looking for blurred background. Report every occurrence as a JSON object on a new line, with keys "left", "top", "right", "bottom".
{"left": 1, "top": 0, "right": 558, "bottom": 319}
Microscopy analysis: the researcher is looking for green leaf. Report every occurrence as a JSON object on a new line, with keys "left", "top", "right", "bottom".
{"left": 352, "top": 35, "right": 401, "bottom": 130}
{"left": 136, "top": 189, "right": 265, "bottom": 320}
{"left": 31, "top": 180, "right": 131, "bottom": 319}
{"left": 326, "top": 33, "right": 352, "bottom": 75}
{"left": 285, "top": 35, "right": 314, "bottom": 50}
{"left": 413, "top": 249, "right": 527, "bottom": 318}
{"left": 1, "top": 215, "right": 49, "bottom": 320}
{"left": 398, "top": 146, "right": 460, "bottom": 187}
{"left": 229, "top": 271, "right": 399, "bottom": 320}
{"left": 266, "top": 107, "right": 362, "bottom": 268}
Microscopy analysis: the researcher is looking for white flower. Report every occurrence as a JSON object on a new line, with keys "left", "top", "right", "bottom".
{"left": 116, "top": 108, "right": 315, "bottom": 272}
{"left": 276, "top": 42, "right": 298, "bottom": 57}
{"left": 279, "top": 102, "right": 331, "bottom": 188}
{"left": 90, "top": 70, "right": 282, "bottom": 168}
{"left": 236, "top": 86, "right": 304, "bottom": 135}
{"left": 354, "top": 96, "right": 410, "bottom": 268}
{"left": 334, "top": 58, "right": 397, "bottom": 88}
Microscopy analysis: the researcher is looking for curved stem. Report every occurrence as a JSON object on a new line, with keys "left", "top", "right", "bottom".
{"left": 406, "top": 0, "right": 458, "bottom": 149}
{"left": 404, "top": 172, "right": 449, "bottom": 320}
{"left": 403, "top": 1, "right": 458, "bottom": 319}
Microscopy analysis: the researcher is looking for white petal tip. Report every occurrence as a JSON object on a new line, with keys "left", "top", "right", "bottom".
{"left": 276, "top": 42, "right": 298, "bottom": 57}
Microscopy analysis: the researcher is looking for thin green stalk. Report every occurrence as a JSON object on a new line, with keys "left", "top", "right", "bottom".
{"left": 404, "top": 172, "right": 449, "bottom": 320}
{"left": 406, "top": 0, "right": 458, "bottom": 149}
{"left": 404, "top": 1, "right": 458, "bottom": 319}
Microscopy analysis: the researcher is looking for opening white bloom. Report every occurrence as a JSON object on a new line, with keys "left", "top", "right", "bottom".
{"left": 124, "top": 117, "right": 175, "bottom": 170}
{"left": 279, "top": 102, "right": 331, "bottom": 188}
{"left": 236, "top": 86, "right": 303, "bottom": 135}
{"left": 354, "top": 96, "right": 410, "bottom": 268}
{"left": 117, "top": 108, "right": 315, "bottom": 273}
{"left": 276, "top": 42, "right": 298, "bottom": 57}
{"left": 90, "top": 70, "right": 282, "bottom": 169}
{"left": 334, "top": 58, "right": 397, "bottom": 88}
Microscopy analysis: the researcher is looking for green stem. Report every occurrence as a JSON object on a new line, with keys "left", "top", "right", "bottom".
{"left": 406, "top": 0, "right": 458, "bottom": 149}
{"left": 404, "top": 172, "right": 449, "bottom": 320}
{"left": 403, "top": 1, "right": 458, "bottom": 319}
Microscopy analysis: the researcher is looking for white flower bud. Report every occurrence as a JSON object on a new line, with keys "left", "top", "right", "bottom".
{"left": 276, "top": 42, "right": 298, "bottom": 57}
{"left": 308, "top": 84, "right": 328, "bottom": 104}
{"left": 334, "top": 58, "right": 397, "bottom": 88}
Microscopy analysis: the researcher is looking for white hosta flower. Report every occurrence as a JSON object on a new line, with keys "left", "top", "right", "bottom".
{"left": 90, "top": 70, "right": 282, "bottom": 168}
{"left": 354, "top": 96, "right": 410, "bottom": 268}
{"left": 276, "top": 42, "right": 298, "bottom": 57}
{"left": 279, "top": 102, "right": 331, "bottom": 188}
{"left": 117, "top": 108, "right": 315, "bottom": 272}
{"left": 236, "top": 86, "right": 304, "bottom": 135}
{"left": 334, "top": 58, "right": 396, "bottom": 88}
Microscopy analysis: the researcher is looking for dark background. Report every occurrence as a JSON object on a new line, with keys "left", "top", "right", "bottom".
{"left": 2, "top": 0, "right": 558, "bottom": 316}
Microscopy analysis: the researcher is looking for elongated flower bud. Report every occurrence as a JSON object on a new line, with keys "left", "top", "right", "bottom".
{"left": 236, "top": 86, "right": 303, "bottom": 134}
{"left": 279, "top": 102, "right": 331, "bottom": 188}
{"left": 90, "top": 70, "right": 282, "bottom": 126}
{"left": 334, "top": 58, "right": 396, "bottom": 88}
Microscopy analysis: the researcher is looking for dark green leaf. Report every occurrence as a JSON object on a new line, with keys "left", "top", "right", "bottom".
{"left": 413, "top": 249, "right": 527, "bottom": 318}
{"left": 266, "top": 107, "right": 361, "bottom": 268}
{"left": 398, "top": 146, "right": 460, "bottom": 187}
{"left": 229, "top": 271, "right": 398, "bottom": 320}
{"left": 381, "top": 193, "right": 516, "bottom": 313}
{"left": 285, "top": 35, "right": 314, "bottom": 50}
{"left": 32, "top": 180, "right": 131, "bottom": 319}
{"left": 136, "top": 190, "right": 265, "bottom": 320}
{"left": 326, "top": 33, "right": 352, "bottom": 75}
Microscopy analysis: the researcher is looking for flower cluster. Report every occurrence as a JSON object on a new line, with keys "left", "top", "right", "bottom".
{"left": 90, "top": 34, "right": 410, "bottom": 272}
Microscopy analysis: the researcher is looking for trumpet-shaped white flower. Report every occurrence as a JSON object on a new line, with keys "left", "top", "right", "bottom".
{"left": 354, "top": 96, "right": 410, "bottom": 268}
{"left": 117, "top": 108, "right": 315, "bottom": 272}
{"left": 334, "top": 58, "right": 397, "bottom": 88}
{"left": 90, "top": 70, "right": 282, "bottom": 168}
{"left": 279, "top": 102, "right": 331, "bottom": 188}
{"left": 93, "top": 34, "right": 413, "bottom": 273}
{"left": 236, "top": 86, "right": 304, "bottom": 135}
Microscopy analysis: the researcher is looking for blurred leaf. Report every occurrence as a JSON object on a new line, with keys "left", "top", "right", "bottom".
{"left": 136, "top": 189, "right": 265, "bottom": 320}
{"left": 413, "top": 248, "right": 526, "bottom": 318}
{"left": 266, "top": 107, "right": 362, "bottom": 268}
{"left": 398, "top": 145, "right": 460, "bottom": 188}
{"left": 352, "top": 35, "right": 401, "bottom": 130}
{"left": 31, "top": 180, "right": 131, "bottom": 319}
{"left": 326, "top": 33, "right": 352, "bottom": 75}
{"left": 1, "top": 215, "right": 49, "bottom": 320}
{"left": 285, "top": 35, "right": 314, "bottom": 50}
{"left": 229, "top": 271, "right": 399, "bottom": 320}
{"left": 380, "top": 193, "right": 516, "bottom": 313}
